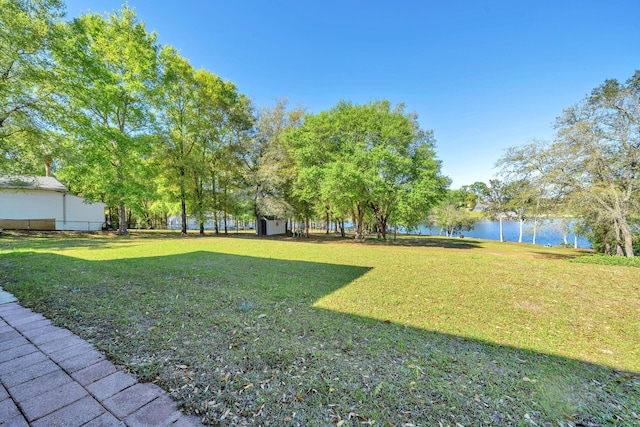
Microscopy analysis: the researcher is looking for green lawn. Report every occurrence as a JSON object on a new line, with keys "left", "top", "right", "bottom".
{"left": 1, "top": 232, "right": 638, "bottom": 426}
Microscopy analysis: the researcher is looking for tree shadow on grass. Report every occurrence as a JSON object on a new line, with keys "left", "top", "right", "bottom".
{"left": 381, "top": 236, "right": 484, "bottom": 249}
{"left": 261, "top": 233, "right": 485, "bottom": 250}
{"left": 527, "top": 250, "right": 586, "bottom": 260}
{"left": 0, "top": 231, "right": 133, "bottom": 252}
{"left": 2, "top": 250, "right": 638, "bottom": 426}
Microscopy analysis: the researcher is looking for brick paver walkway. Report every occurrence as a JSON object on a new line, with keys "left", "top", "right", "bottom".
{"left": 0, "top": 288, "right": 203, "bottom": 427}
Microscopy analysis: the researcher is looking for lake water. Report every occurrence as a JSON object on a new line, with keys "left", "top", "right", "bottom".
{"left": 412, "top": 219, "right": 592, "bottom": 249}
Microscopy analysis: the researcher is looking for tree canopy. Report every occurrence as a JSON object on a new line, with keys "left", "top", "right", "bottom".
{"left": 499, "top": 71, "right": 640, "bottom": 256}
{"left": 0, "top": 0, "right": 65, "bottom": 174}
{"left": 286, "top": 100, "right": 447, "bottom": 239}
{"left": 5, "top": 1, "right": 637, "bottom": 253}
{"left": 51, "top": 7, "right": 159, "bottom": 234}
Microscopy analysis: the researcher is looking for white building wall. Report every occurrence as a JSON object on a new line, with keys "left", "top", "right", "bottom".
{"left": 0, "top": 189, "right": 105, "bottom": 231}
{"left": 167, "top": 216, "right": 228, "bottom": 231}
{"left": 0, "top": 189, "right": 63, "bottom": 220}
{"left": 265, "top": 219, "right": 286, "bottom": 236}
{"left": 61, "top": 194, "right": 106, "bottom": 231}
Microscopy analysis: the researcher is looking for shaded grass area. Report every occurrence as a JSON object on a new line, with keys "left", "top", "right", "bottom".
{"left": 0, "top": 233, "right": 638, "bottom": 426}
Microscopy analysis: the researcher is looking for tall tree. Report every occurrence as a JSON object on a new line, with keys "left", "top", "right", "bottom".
{"left": 287, "top": 100, "right": 447, "bottom": 239}
{"left": 193, "top": 70, "right": 251, "bottom": 235}
{"left": 241, "top": 99, "right": 303, "bottom": 236}
{"left": 552, "top": 73, "right": 639, "bottom": 256}
{"left": 497, "top": 141, "right": 558, "bottom": 245}
{"left": 155, "top": 46, "right": 199, "bottom": 235}
{"left": 500, "top": 72, "right": 640, "bottom": 256}
{"left": 52, "top": 7, "right": 159, "bottom": 234}
{"left": 483, "top": 179, "right": 511, "bottom": 242}
{"left": 0, "top": 0, "right": 64, "bottom": 173}
{"left": 505, "top": 179, "right": 537, "bottom": 243}
{"left": 431, "top": 201, "right": 474, "bottom": 237}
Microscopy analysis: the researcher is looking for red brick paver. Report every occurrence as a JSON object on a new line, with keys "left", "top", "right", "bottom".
{"left": 0, "top": 299, "right": 203, "bottom": 426}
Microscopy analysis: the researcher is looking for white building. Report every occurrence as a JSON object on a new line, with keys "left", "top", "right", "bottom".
{"left": 167, "top": 216, "right": 219, "bottom": 231}
{"left": 258, "top": 216, "right": 287, "bottom": 236}
{"left": 0, "top": 175, "right": 106, "bottom": 231}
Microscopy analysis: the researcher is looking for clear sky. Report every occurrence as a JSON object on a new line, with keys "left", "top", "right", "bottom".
{"left": 63, "top": 0, "right": 639, "bottom": 188}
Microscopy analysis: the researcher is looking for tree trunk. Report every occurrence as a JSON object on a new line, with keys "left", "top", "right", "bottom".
{"left": 180, "top": 197, "right": 187, "bottom": 236}
{"left": 214, "top": 210, "right": 219, "bottom": 234}
{"left": 325, "top": 207, "right": 330, "bottom": 234}
{"left": 197, "top": 181, "right": 205, "bottom": 236}
{"left": 597, "top": 194, "right": 634, "bottom": 257}
{"left": 254, "top": 184, "right": 262, "bottom": 236}
{"left": 375, "top": 213, "right": 387, "bottom": 239}
{"left": 340, "top": 220, "right": 345, "bottom": 238}
{"left": 117, "top": 200, "right": 128, "bottom": 235}
{"left": 255, "top": 212, "right": 261, "bottom": 236}
{"left": 518, "top": 218, "right": 524, "bottom": 243}
{"left": 44, "top": 158, "right": 52, "bottom": 177}
{"left": 532, "top": 218, "right": 537, "bottom": 245}
{"left": 355, "top": 201, "right": 365, "bottom": 240}
{"left": 223, "top": 187, "right": 228, "bottom": 234}
{"left": 108, "top": 206, "right": 114, "bottom": 230}
{"left": 115, "top": 158, "right": 128, "bottom": 235}
{"left": 499, "top": 216, "right": 504, "bottom": 242}
{"left": 349, "top": 214, "right": 354, "bottom": 238}
{"left": 615, "top": 216, "right": 635, "bottom": 257}
{"left": 179, "top": 164, "right": 187, "bottom": 235}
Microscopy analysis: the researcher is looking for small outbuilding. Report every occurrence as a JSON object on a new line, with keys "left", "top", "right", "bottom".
{"left": 258, "top": 216, "right": 287, "bottom": 236}
{"left": 0, "top": 175, "right": 106, "bottom": 231}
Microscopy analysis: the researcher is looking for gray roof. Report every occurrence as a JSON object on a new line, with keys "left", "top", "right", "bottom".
{"left": 0, "top": 175, "right": 68, "bottom": 193}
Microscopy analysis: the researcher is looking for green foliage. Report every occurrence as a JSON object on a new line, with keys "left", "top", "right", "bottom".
{"left": 1, "top": 3, "right": 451, "bottom": 238}
{"left": 431, "top": 201, "right": 474, "bottom": 237}
{"left": 153, "top": 47, "right": 200, "bottom": 234}
{"left": 51, "top": 6, "right": 160, "bottom": 233}
{"left": 193, "top": 71, "right": 253, "bottom": 234}
{"left": 286, "top": 100, "right": 447, "bottom": 239}
{"left": 0, "top": 0, "right": 65, "bottom": 174}
{"left": 242, "top": 98, "right": 303, "bottom": 234}
{"left": 499, "top": 71, "right": 640, "bottom": 257}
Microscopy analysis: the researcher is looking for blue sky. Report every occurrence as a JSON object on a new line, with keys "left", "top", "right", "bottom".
{"left": 64, "top": 1, "right": 639, "bottom": 188}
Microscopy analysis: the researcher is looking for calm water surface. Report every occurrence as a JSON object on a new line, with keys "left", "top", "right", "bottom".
{"left": 415, "top": 219, "right": 592, "bottom": 249}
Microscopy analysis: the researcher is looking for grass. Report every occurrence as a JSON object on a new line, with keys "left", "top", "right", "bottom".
{"left": 0, "top": 231, "right": 639, "bottom": 426}
{"left": 570, "top": 253, "right": 640, "bottom": 268}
